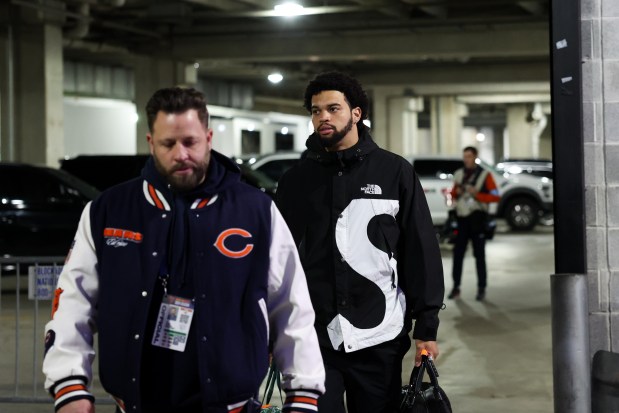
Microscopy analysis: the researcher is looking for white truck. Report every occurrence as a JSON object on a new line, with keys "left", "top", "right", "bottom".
{"left": 410, "top": 156, "right": 553, "bottom": 232}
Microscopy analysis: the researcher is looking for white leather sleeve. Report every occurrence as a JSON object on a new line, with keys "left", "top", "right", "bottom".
{"left": 267, "top": 202, "right": 326, "bottom": 394}
{"left": 42, "top": 202, "right": 99, "bottom": 392}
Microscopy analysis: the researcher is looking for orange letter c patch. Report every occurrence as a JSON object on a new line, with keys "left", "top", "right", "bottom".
{"left": 214, "top": 228, "right": 254, "bottom": 258}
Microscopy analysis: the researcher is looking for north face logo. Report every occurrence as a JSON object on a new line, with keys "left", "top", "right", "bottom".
{"left": 361, "top": 184, "right": 382, "bottom": 195}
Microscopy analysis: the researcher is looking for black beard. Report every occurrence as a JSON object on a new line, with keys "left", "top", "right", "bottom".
{"left": 319, "top": 117, "right": 354, "bottom": 148}
{"left": 153, "top": 155, "right": 208, "bottom": 192}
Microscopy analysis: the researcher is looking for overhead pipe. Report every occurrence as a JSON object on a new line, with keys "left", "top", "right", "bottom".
{"left": 11, "top": 0, "right": 160, "bottom": 38}
{"left": 62, "top": 38, "right": 130, "bottom": 55}
{"left": 65, "top": 2, "right": 90, "bottom": 39}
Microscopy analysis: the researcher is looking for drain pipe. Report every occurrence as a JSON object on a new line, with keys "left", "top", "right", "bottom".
{"left": 6, "top": 24, "right": 15, "bottom": 161}
{"left": 551, "top": 273, "right": 591, "bottom": 413}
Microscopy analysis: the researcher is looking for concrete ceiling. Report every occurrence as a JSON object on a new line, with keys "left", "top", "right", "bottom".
{"left": 11, "top": 0, "right": 551, "bottom": 107}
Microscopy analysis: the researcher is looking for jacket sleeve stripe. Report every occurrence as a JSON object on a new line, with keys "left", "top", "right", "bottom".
{"left": 55, "top": 383, "right": 87, "bottom": 399}
{"left": 285, "top": 396, "right": 318, "bottom": 405}
{"left": 55, "top": 392, "right": 95, "bottom": 412}
{"left": 282, "top": 389, "right": 320, "bottom": 412}
{"left": 52, "top": 376, "right": 94, "bottom": 411}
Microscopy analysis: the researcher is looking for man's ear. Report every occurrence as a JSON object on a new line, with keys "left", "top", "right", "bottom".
{"left": 147, "top": 134, "right": 155, "bottom": 155}
{"left": 353, "top": 107, "right": 362, "bottom": 123}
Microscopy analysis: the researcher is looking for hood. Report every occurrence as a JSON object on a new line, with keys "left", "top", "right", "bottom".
{"left": 304, "top": 125, "right": 379, "bottom": 167}
{"left": 141, "top": 150, "right": 241, "bottom": 200}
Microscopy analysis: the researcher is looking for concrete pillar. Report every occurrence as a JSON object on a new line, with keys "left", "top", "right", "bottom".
{"left": 387, "top": 96, "right": 423, "bottom": 156}
{"left": 369, "top": 86, "right": 398, "bottom": 150}
{"left": 133, "top": 57, "right": 197, "bottom": 153}
{"left": 506, "top": 103, "right": 548, "bottom": 158}
{"left": 430, "top": 96, "right": 467, "bottom": 155}
{"left": 14, "top": 22, "right": 64, "bottom": 166}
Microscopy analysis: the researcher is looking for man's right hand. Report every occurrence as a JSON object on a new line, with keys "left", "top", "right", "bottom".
{"left": 58, "top": 399, "right": 95, "bottom": 413}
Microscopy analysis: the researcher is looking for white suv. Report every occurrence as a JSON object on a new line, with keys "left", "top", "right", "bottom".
{"left": 411, "top": 156, "right": 553, "bottom": 231}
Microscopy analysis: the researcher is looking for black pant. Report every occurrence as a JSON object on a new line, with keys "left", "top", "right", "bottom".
{"left": 452, "top": 214, "right": 487, "bottom": 289}
{"left": 318, "top": 335, "right": 411, "bottom": 413}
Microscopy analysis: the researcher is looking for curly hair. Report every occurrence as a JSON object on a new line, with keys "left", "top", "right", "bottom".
{"left": 146, "top": 87, "right": 209, "bottom": 133}
{"left": 303, "top": 71, "right": 369, "bottom": 120}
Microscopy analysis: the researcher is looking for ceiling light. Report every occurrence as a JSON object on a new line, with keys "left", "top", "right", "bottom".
{"left": 274, "top": 2, "right": 304, "bottom": 17}
{"left": 267, "top": 73, "right": 283, "bottom": 84}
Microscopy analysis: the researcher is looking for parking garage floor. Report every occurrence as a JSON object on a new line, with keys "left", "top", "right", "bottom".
{"left": 0, "top": 221, "right": 554, "bottom": 413}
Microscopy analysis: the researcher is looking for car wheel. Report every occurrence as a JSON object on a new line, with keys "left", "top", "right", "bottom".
{"left": 504, "top": 197, "right": 539, "bottom": 231}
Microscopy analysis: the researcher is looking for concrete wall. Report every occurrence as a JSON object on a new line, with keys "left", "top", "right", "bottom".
{"left": 582, "top": 0, "right": 619, "bottom": 353}
{"left": 63, "top": 97, "right": 137, "bottom": 159}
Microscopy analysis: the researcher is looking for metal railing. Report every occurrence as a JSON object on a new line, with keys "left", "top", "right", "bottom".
{"left": 0, "top": 256, "right": 111, "bottom": 405}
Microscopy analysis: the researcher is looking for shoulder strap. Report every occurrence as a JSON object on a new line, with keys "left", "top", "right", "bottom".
{"left": 471, "top": 167, "right": 489, "bottom": 191}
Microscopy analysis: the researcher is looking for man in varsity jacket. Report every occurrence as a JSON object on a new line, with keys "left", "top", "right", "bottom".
{"left": 42, "top": 87, "right": 325, "bottom": 413}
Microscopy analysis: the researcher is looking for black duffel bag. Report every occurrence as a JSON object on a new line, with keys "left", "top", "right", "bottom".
{"left": 400, "top": 351, "right": 452, "bottom": 413}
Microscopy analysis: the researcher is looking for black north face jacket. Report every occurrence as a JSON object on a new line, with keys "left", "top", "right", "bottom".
{"left": 276, "top": 127, "right": 444, "bottom": 352}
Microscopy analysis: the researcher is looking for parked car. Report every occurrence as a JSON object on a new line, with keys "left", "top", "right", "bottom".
{"left": 60, "top": 154, "right": 150, "bottom": 191}
{"left": 0, "top": 163, "right": 100, "bottom": 258}
{"left": 411, "top": 156, "right": 554, "bottom": 231}
{"left": 237, "top": 163, "right": 277, "bottom": 198}
{"left": 61, "top": 154, "right": 277, "bottom": 198}
{"left": 496, "top": 158, "right": 553, "bottom": 180}
{"left": 236, "top": 151, "right": 303, "bottom": 183}
{"left": 410, "top": 157, "right": 462, "bottom": 228}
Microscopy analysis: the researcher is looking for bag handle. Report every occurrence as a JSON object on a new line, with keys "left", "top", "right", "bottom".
{"left": 408, "top": 349, "right": 445, "bottom": 403}
{"left": 410, "top": 350, "right": 439, "bottom": 388}
{"left": 261, "top": 361, "right": 283, "bottom": 407}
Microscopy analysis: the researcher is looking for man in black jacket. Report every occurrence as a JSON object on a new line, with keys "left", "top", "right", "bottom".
{"left": 276, "top": 72, "right": 445, "bottom": 413}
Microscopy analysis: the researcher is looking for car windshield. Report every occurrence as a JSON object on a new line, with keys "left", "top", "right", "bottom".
{"left": 238, "top": 164, "right": 278, "bottom": 191}
{"left": 47, "top": 168, "right": 101, "bottom": 199}
{"left": 412, "top": 159, "right": 462, "bottom": 179}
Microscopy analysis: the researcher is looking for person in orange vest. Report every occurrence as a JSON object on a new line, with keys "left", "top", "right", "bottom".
{"left": 448, "top": 146, "right": 501, "bottom": 301}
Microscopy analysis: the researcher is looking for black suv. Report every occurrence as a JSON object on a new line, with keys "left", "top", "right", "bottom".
{"left": 0, "top": 163, "right": 100, "bottom": 257}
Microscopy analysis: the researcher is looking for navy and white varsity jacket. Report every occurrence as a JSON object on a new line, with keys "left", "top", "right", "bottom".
{"left": 42, "top": 151, "right": 325, "bottom": 413}
{"left": 276, "top": 128, "right": 444, "bottom": 352}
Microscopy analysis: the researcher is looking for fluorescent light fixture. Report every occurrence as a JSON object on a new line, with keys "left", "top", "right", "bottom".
{"left": 274, "top": 2, "right": 304, "bottom": 17}
{"left": 268, "top": 73, "right": 283, "bottom": 84}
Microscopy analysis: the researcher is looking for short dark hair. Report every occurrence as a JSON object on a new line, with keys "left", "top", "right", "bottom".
{"left": 463, "top": 146, "right": 478, "bottom": 156}
{"left": 145, "top": 87, "right": 209, "bottom": 133}
{"left": 303, "top": 71, "right": 369, "bottom": 120}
